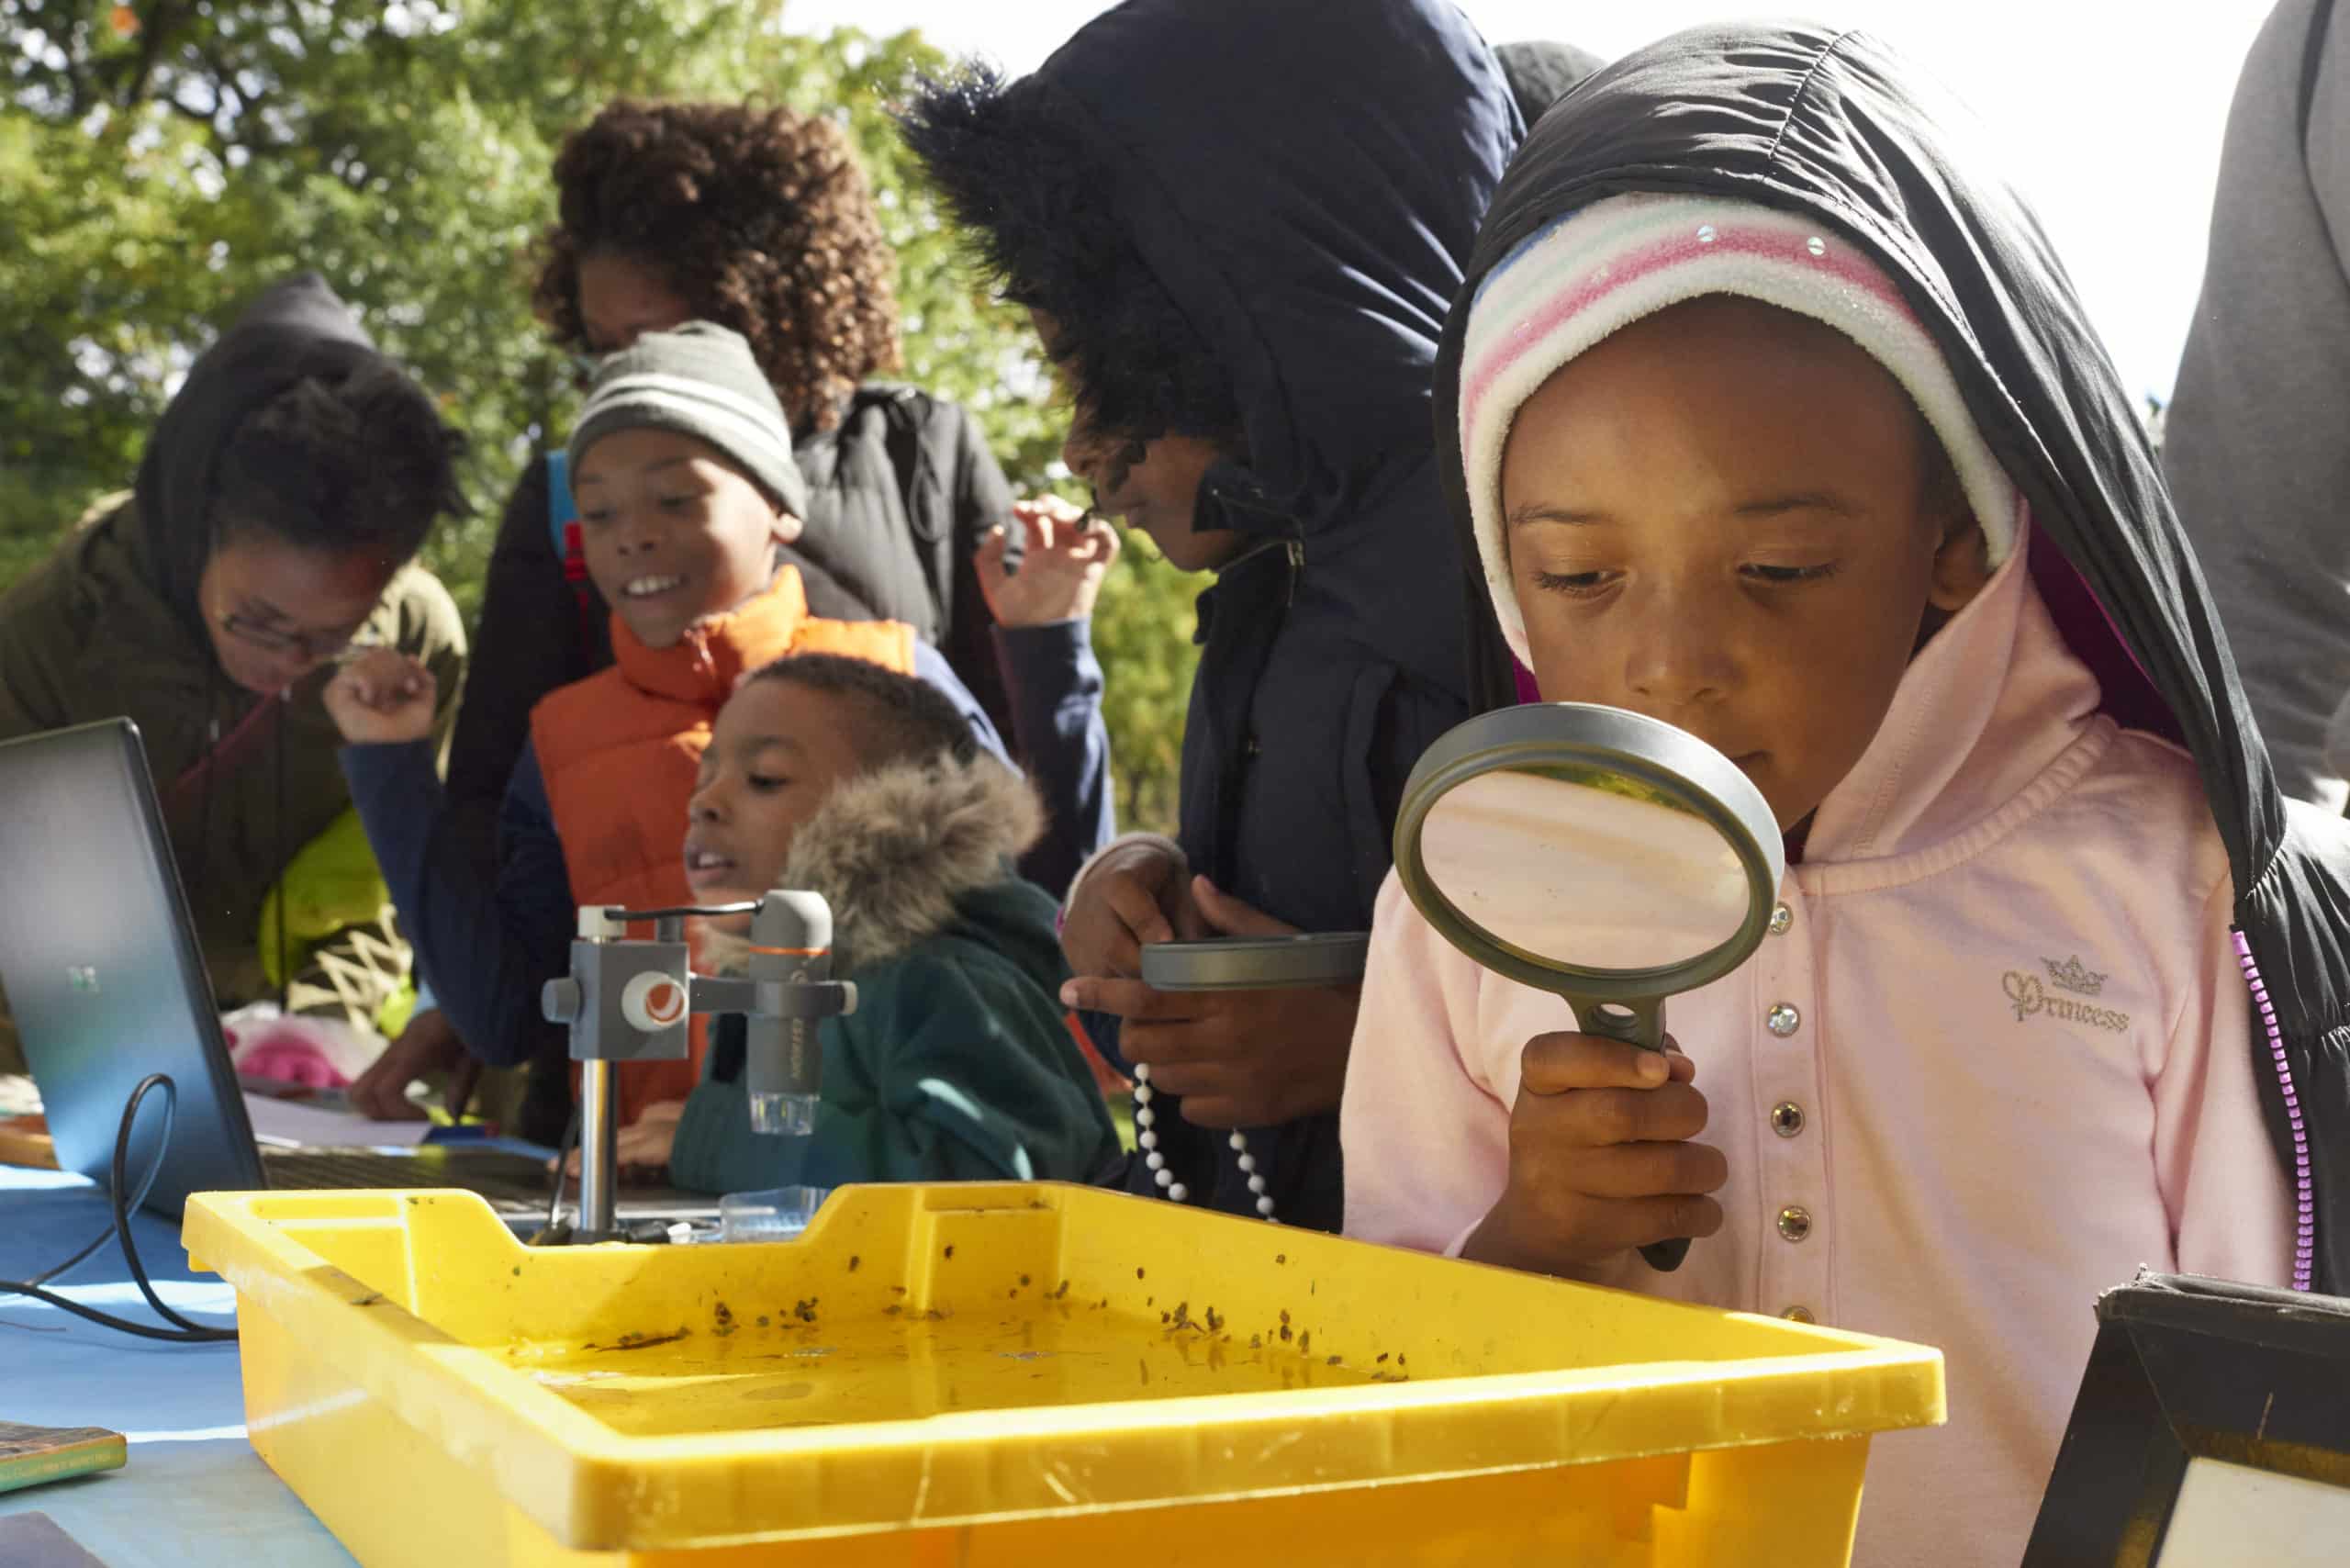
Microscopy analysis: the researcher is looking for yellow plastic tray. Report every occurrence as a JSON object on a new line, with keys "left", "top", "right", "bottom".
{"left": 183, "top": 1184, "right": 1943, "bottom": 1565}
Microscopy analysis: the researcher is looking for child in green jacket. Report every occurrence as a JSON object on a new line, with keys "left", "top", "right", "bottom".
{"left": 590, "top": 653, "right": 1119, "bottom": 1193}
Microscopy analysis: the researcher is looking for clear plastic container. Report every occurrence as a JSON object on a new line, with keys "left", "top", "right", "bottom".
{"left": 717, "top": 1183, "right": 830, "bottom": 1242}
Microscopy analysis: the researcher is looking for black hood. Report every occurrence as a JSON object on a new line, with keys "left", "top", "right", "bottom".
{"left": 1433, "top": 21, "right": 2350, "bottom": 1291}
{"left": 909, "top": 0, "right": 1520, "bottom": 699}
{"left": 1019, "top": 0, "right": 1516, "bottom": 529}
{"left": 132, "top": 272, "right": 380, "bottom": 631}
{"left": 1493, "top": 39, "right": 1608, "bottom": 126}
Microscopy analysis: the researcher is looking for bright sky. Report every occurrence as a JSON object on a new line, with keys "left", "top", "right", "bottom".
{"left": 785, "top": 0, "right": 2278, "bottom": 404}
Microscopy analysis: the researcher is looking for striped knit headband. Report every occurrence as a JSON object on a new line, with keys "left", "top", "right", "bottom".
{"left": 1460, "top": 194, "right": 2020, "bottom": 668}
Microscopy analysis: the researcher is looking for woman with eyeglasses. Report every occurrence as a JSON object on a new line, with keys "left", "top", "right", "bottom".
{"left": 0, "top": 272, "right": 468, "bottom": 1079}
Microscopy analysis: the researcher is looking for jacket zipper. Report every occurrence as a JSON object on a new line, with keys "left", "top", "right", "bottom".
{"left": 2231, "top": 928, "right": 2315, "bottom": 1292}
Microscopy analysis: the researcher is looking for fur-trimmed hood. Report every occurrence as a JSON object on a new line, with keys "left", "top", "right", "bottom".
{"left": 900, "top": 0, "right": 1517, "bottom": 566}
{"left": 702, "top": 753, "right": 1043, "bottom": 974}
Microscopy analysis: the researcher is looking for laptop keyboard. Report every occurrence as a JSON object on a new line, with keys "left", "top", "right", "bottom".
{"left": 264, "top": 1147, "right": 556, "bottom": 1205}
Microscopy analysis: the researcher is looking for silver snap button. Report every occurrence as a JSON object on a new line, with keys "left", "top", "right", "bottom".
{"left": 1766, "top": 1003, "right": 1801, "bottom": 1037}
{"left": 1771, "top": 1102, "right": 1805, "bottom": 1138}
{"left": 1768, "top": 902, "right": 1793, "bottom": 935}
{"left": 1777, "top": 1204, "right": 1813, "bottom": 1242}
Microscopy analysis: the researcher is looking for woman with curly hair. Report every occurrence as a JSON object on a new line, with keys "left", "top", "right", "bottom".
{"left": 352, "top": 99, "right": 1115, "bottom": 1134}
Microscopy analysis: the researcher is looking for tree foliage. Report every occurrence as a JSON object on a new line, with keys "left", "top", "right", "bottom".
{"left": 0, "top": 0, "right": 1201, "bottom": 830}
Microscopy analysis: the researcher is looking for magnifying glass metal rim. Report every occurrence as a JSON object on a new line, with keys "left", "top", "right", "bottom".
{"left": 1393, "top": 702, "right": 1785, "bottom": 1007}
{"left": 1139, "top": 932, "right": 1371, "bottom": 992}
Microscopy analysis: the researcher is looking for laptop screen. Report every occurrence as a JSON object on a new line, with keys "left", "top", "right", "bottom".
{"left": 0, "top": 719, "right": 265, "bottom": 1214}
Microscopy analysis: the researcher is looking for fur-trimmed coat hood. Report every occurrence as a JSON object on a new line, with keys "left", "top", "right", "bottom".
{"left": 671, "top": 754, "right": 1116, "bottom": 1197}
{"left": 703, "top": 751, "right": 1044, "bottom": 975}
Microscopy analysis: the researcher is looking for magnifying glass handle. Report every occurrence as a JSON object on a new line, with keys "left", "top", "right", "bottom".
{"left": 1570, "top": 998, "right": 1690, "bottom": 1274}
{"left": 1639, "top": 1236, "right": 1692, "bottom": 1271}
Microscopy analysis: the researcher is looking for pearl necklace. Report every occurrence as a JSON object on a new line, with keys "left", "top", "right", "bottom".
{"left": 1133, "top": 1062, "right": 1277, "bottom": 1220}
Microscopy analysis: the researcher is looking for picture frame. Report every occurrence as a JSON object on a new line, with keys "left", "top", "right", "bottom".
{"left": 2022, "top": 1271, "right": 2350, "bottom": 1566}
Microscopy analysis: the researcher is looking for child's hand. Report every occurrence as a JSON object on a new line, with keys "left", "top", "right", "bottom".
{"left": 977, "top": 497, "right": 1121, "bottom": 628}
{"left": 1460, "top": 1034, "right": 1727, "bottom": 1277}
{"left": 1060, "top": 877, "right": 1351, "bottom": 1126}
{"left": 323, "top": 649, "right": 437, "bottom": 745}
{"left": 557, "top": 1101, "right": 686, "bottom": 1178}
{"left": 1060, "top": 840, "right": 1203, "bottom": 980}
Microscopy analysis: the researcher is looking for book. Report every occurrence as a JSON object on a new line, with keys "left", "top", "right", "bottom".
{"left": 0, "top": 1422, "right": 127, "bottom": 1496}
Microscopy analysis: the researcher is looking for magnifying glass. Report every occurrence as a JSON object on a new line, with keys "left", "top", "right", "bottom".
{"left": 1393, "top": 702, "right": 1784, "bottom": 1271}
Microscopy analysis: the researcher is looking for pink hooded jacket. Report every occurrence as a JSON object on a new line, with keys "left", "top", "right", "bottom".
{"left": 1341, "top": 523, "right": 2294, "bottom": 1568}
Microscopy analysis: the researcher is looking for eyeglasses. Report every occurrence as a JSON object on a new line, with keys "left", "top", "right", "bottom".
{"left": 217, "top": 609, "right": 382, "bottom": 665}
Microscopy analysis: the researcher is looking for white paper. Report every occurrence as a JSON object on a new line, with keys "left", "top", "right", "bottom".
{"left": 241, "top": 1092, "right": 431, "bottom": 1148}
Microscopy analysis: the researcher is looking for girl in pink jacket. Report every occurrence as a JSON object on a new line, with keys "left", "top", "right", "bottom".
{"left": 1342, "top": 23, "right": 2345, "bottom": 1568}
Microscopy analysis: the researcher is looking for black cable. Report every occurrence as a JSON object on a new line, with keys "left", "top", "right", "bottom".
{"left": 599, "top": 900, "right": 762, "bottom": 922}
{"left": 0, "top": 1279, "right": 233, "bottom": 1343}
{"left": 25, "top": 1114, "right": 173, "bottom": 1288}
{"left": 106, "top": 1076, "right": 230, "bottom": 1338}
{"left": 28, "top": 1073, "right": 182, "bottom": 1286}
{"left": 24, "top": 1228, "right": 114, "bottom": 1289}
{"left": 0, "top": 1073, "right": 238, "bottom": 1344}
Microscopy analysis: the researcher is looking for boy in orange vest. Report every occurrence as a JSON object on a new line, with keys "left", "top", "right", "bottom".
{"left": 326, "top": 323, "right": 1106, "bottom": 1132}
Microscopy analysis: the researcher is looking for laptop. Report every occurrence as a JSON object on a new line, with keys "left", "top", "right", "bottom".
{"left": 0, "top": 717, "right": 714, "bottom": 1230}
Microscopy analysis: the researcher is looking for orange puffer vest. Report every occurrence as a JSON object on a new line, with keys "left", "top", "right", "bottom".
{"left": 531, "top": 568, "right": 915, "bottom": 1126}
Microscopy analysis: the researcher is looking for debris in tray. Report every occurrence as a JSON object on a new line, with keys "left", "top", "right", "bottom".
{"left": 586, "top": 1327, "right": 690, "bottom": 1353}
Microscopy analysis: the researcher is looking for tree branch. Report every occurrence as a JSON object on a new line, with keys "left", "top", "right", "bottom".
{"left": 119, "top": 0, "right": 191, "bottom": 106}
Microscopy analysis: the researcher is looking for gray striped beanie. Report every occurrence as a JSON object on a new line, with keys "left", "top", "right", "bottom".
{"left": 567, "top": 321, "right": 808, "bottom": 520}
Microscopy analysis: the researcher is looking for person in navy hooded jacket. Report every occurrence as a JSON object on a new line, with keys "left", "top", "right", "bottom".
{"left": 901, "top": 0, "right": 1519, "bottom": 1232}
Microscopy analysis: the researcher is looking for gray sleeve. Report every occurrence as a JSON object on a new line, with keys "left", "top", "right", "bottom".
{"left": 2165, "top": 0, "right": 2350, "bottom": 812}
